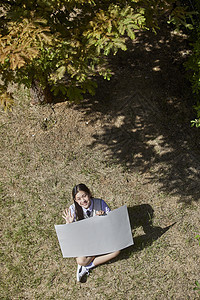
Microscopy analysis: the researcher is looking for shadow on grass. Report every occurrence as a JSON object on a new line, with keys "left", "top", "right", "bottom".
{"left": 74, "top": 22, "right": 200, "bottom": 204}
{"left": 118, "top": 205, "right": 176, "bottom": 259}
{"left": 130, "top": 205, "right": 175, "bottom": 249}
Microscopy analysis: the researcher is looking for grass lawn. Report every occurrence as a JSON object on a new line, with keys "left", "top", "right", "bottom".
{"left": 1, "top": 27, "right": 200, "bottom": 299}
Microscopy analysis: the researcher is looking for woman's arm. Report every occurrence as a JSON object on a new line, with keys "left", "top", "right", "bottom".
{"left": 95, "top": 210, "right": 105, "bottom": 216}
{"left": 95, "top": 199, "right": 111, "bottom": 216}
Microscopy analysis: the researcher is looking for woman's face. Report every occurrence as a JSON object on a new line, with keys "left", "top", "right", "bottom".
{"left": 75, "top": 190, "right": 91, "bottom": 209}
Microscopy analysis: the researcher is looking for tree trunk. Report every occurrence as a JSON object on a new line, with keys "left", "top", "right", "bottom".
{"left": 30, "top": 80, "right": 53, "bottom": 105}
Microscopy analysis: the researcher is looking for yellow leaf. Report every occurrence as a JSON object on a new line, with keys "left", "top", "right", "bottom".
{"left": 0, "top": 92, "right": 15, "bottom": 111}
{"left": 25, "top": 47, "right": 39, "bottom": 59}
{"left": 9, "top": 53, "right": 26, "bottom": 70}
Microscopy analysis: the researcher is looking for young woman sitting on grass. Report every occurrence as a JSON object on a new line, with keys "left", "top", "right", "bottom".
{"left": 62, "top": 183, "right": 120, "bottom": 282}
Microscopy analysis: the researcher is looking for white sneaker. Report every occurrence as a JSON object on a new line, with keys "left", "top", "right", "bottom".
{"left": 76, "top": 264, "right": 89, "bottom": 282}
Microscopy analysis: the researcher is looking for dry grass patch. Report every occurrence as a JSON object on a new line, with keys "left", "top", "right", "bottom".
{"left": 1, "top": 97, "right": 199, "bottom": 299}
{"left": 1, "top": 26, "right": 200, "bottom": 299}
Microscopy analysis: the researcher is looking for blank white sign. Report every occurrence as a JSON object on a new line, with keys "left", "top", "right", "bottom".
{"left": 55, "top": 205, "right": 134, "bottom": 257}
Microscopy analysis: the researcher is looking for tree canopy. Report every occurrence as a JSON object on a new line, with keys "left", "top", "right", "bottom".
{"left": 0, "top": 0, "right": 195, "bottom": 110}
{"left": 0, "top": 0, "right": 180, "bottom": 100}
{"left": 183, "top": 0, "right": 200, "bottom": 127}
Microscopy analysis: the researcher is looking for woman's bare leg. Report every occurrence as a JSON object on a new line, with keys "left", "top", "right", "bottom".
{"left": 76, "top": 250, "right": 120, "bottom": 267}
{"left": 93, "top": 250, "right": 120, "bottom": 266}
{"left": 76, "top": 256, "right": 95, "bottom": 266}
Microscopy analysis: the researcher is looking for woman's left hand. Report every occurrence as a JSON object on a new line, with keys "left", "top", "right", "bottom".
{"left": 96, "top": 210, "right": 105, "bottom": 216}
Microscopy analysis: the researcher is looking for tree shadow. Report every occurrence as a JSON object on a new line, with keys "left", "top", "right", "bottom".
{"left": 73, "top": 22, "right": 200, "bottom": 203}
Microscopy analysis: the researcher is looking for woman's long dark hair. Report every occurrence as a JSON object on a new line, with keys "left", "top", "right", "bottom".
{"left": 72, "top": 183, "right": 92, "bottom": 221}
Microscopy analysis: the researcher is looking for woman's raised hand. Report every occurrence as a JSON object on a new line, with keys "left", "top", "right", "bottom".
{"left": 62, "top": 208, "right": 74, "bottom": 224}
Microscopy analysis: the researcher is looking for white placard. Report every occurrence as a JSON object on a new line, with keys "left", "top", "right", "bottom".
{"left": 55, "top": 205, "right": 134, "bottom": 257}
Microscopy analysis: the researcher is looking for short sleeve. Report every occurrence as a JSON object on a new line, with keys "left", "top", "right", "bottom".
{"left": 101, "top": 199, "right": 111, "bottom": 214}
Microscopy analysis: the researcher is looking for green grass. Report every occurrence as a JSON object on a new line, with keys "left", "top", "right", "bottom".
{"left": 1, "top": 76, "right": 200, "bottom": 299}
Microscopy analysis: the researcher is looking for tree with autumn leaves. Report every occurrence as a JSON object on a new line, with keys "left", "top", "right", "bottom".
{"left": 0, "top": 0, "right": 192, "bottom": 108}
